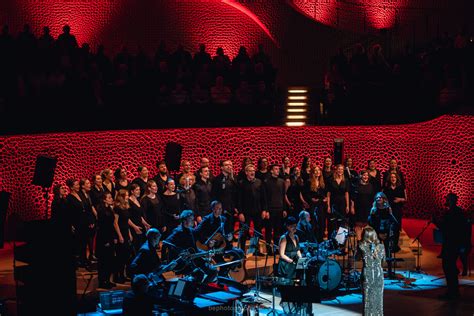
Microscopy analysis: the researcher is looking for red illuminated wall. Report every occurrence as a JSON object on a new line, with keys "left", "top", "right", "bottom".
{"left": 0, "top": 115, "right": 472, "bottom": 222}
{"left": 0, "top": 0, "right": 471, "bottom": 87}
{"left": 0, "top": 0, "right": 276, "bottom": 59}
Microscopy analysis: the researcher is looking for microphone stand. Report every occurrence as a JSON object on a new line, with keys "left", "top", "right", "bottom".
{"left": 386, "top": 208, "right": 403, "bottom": 281}
{"left": 412, "top": 219, "right": 431, "bottom": 274}
{"left": 239, "top": 222, "right": 273, "bottom": 304}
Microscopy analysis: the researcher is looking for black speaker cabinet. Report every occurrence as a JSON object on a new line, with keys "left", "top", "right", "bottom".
{"left": 333, "top": 139, "right": 344, "bottom": 165}
{"left": 164, "top": 142, "right": 183, "bottom": 172}
{"left": 32, "top": 155, "right": 57, "bottom": 187}
{"left": 0, "top": 191, "right": 10, "bottom": 249}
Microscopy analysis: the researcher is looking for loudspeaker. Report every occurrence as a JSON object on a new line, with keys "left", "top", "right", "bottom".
{"left": 333, "top": 139, "right": 344, "bottom": 165}
{"left": 0, "top": 191, "right": 10, "bottom": 249}
{"left": 32, "top": 155, "right": 57, "bottom": 187}
{"left": 164, "top": 142, "right": 183, "bottom": 172}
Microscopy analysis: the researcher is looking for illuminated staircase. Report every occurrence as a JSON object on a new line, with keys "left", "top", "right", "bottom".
{"left": 285, "top": 87, "right": 309, "bottom": 126}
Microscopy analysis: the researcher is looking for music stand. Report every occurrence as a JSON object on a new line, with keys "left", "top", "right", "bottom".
{"left": 412, "top": 220, "right": 432, "bottom": 274}
{"left": 246, "top": 237, "right": 270, "bottom": 304}
{"left": 279, "top": 284, "right": 321, "bottom": 315}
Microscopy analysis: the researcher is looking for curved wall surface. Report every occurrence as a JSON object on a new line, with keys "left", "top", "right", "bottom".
{"left": 0, "top": 115, "right": 472, "bottom": 221}
{"left": 1, "top": 0, "right": 471, "bottom": 86}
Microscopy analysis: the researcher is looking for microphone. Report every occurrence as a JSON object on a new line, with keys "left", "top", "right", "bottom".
{"left": 220, "top": 217, "right": 225, "bottom": 233}
{"left": 162, "top": 240, "right": 179, "bottom": 249}
{"left": 370, "top": 243, "right": 375, "bottom": 253}
{"left": 223, "top": 210, "right": 233, "bottom": 217}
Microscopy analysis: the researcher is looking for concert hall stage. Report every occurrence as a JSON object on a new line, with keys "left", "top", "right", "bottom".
{"left": 1, "top": 219, "right": 473, "bottom": 315}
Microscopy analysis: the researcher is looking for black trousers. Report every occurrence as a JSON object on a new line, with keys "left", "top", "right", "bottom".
{"left": 239, "top": 213, "right": 263, "bottom": 250}
{"left": 76, "top": 225, "right": 93, "bottom": 264}
{"left": 115, "top": 241, "right": 131, "bottom": 278}
{"left": 392, "top": 207, "right": 403, "bottom": 250}
{"left": 97, "top": 242, "right": 115, "bottom": 284}
{"left": 312, "top": 203, "right": 327, "bottom": 243}
{"left": 442, "top": 247, "right": 460, "bottom": 296}
{"left": 267, "top": 209, "right": 284, "bottom": 246}
{"left": 328, "top": 204, "right": 345, "bottom": 239}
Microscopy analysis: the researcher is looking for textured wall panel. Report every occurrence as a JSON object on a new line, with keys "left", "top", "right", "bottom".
{"left": 0, "top": 0, "right": 470, "bottom": 87}
{"left": 0, "top": 0, "right": 274, "bottom": 57}
{"left": 0, "top": 115, "right": 472, "bottom": 221}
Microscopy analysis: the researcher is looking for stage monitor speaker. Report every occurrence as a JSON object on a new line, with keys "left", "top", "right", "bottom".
{"left": 32, "top": 155, "right": 57, "bottom": 188}
{"left": 333, "top": 138, "right": 344, "bottom": 165}
{"left": 164, "top": 142, "right": 183, "bottom": 172}
{"left": 0, "top": 191, "right": 10, "bottom": 249}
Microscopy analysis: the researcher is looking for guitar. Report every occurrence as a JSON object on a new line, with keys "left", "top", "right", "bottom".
{"left": 196, "top": 227, "right": 246, "bottom": 251}
{"left": 173, "top": 247, "right": 225, "bottom": 274}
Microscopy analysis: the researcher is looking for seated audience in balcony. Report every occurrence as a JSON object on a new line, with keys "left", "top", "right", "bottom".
{"left": 192, "top": 83, "right": 210, "bottom": 105}
{"left": 211, "top": 76, "right": 232, "bottom": 105}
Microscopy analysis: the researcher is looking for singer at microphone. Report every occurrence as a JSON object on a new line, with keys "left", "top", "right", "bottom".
{"left": 368, "top": 192, "right": 395, "bottom": 257}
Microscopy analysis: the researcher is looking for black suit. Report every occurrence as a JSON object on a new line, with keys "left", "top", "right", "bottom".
{"left": 164, "top": 225, "right": 217, "bottom": 282}
{"left": 439, "top": 206, "right": 469, "bottom": 297}
{"left": 195, "top": 213, "right": 227, "bottom": 245}
{"left": 212, "top": 173, "right": 239, "bottom": 232}
{"left": 129, "top": 241, "right": 161, "bottom": 278}
{"left": 238, "top": 177, "right": 267, "bottom": 249}
{"left": 193, "top": 178, "right": 213, "bottom": 217}
{"left": 195, "top": 214, "right": 244, "bottom": 276}
{"left": 264, "top": 176, "right": 286, "bottom": 245}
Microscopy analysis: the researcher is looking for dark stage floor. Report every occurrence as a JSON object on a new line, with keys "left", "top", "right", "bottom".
{"left": 1, "top": 219, "right": 473, "bottom": 315}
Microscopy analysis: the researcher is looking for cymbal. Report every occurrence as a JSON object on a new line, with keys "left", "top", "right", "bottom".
{"left": 241, "top": 297, "right": 264, "bottom": 304}
{"left": 300, "top": 242, "right": 319, "bottom": 248}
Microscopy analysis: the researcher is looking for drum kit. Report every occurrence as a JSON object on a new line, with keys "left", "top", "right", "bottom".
{"left": 206, "top": 226, "right": 358, "bottom": 297}
{"left": 298, "top": 226, "right": 354, "bottom": 292}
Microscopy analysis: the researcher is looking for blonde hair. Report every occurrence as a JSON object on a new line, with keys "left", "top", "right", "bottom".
{"left": 145, "top": 180, "right": 157, "bottom": 195}
{"left": 332, "top": 164, "right": 345, "bottom": 183}
{"left": 114, "top": 189, "right": 130, "bottom": 209}
{"left": 361, "top": 226, "right": 380, "bottom": 245}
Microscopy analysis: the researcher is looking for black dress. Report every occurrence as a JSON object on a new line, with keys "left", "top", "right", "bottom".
{"left": 114, "top": 206, "right": 131, "bottom": 279}
{"left": 102, "top": 182, "right": 116, "bottom": 198}
{"left": 286, "top": 179, "right": 304, "bottom": 218}
{"left": 96, "top": 204, "right": 116, "bottom": 284}
{"left": 141, "top": 195, "right": 164, "bottom": 230}
{"left": 383, "top": 184, "right": 406, "bottom": 250}
{"left": 115, "top": 180, "right": 130, "bottom": 193}
{"left": 277, "top": 233, "right": 300, "bottom": 279}
{"left": 327, "top": 178, "right": 349, "bottom": 236}
{"left": 132, "top": 177, "right": 148, "bottom": 198}
{"left": 90, "top": 185, "right": 105, "bottom": 208}
{"left": 67, "top": 193, "right": 88, "bottom": 264}
{"left": 302, "top": 181, "right": 327, "bottom": 242}
{"left": 161, "top": 193, "right": 181, "bottom": 230}
{"left": 368, "top": 170, "right": 382, "bottom": 193}
{"left": 129, "top": 199, "right": 146, "bottom": 253}
{"left": 383, "top": 184, "right": 405, "bottom": 226}
{"left": 369, "top": 206, "right": 396, "bottom": 255}
{"left": 353, "top": 182, "right": 375, "bottom": 222}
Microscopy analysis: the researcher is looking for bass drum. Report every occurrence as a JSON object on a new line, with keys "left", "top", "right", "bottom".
{"left": 316, "top": 259, "right": 342, "bottom": 292}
